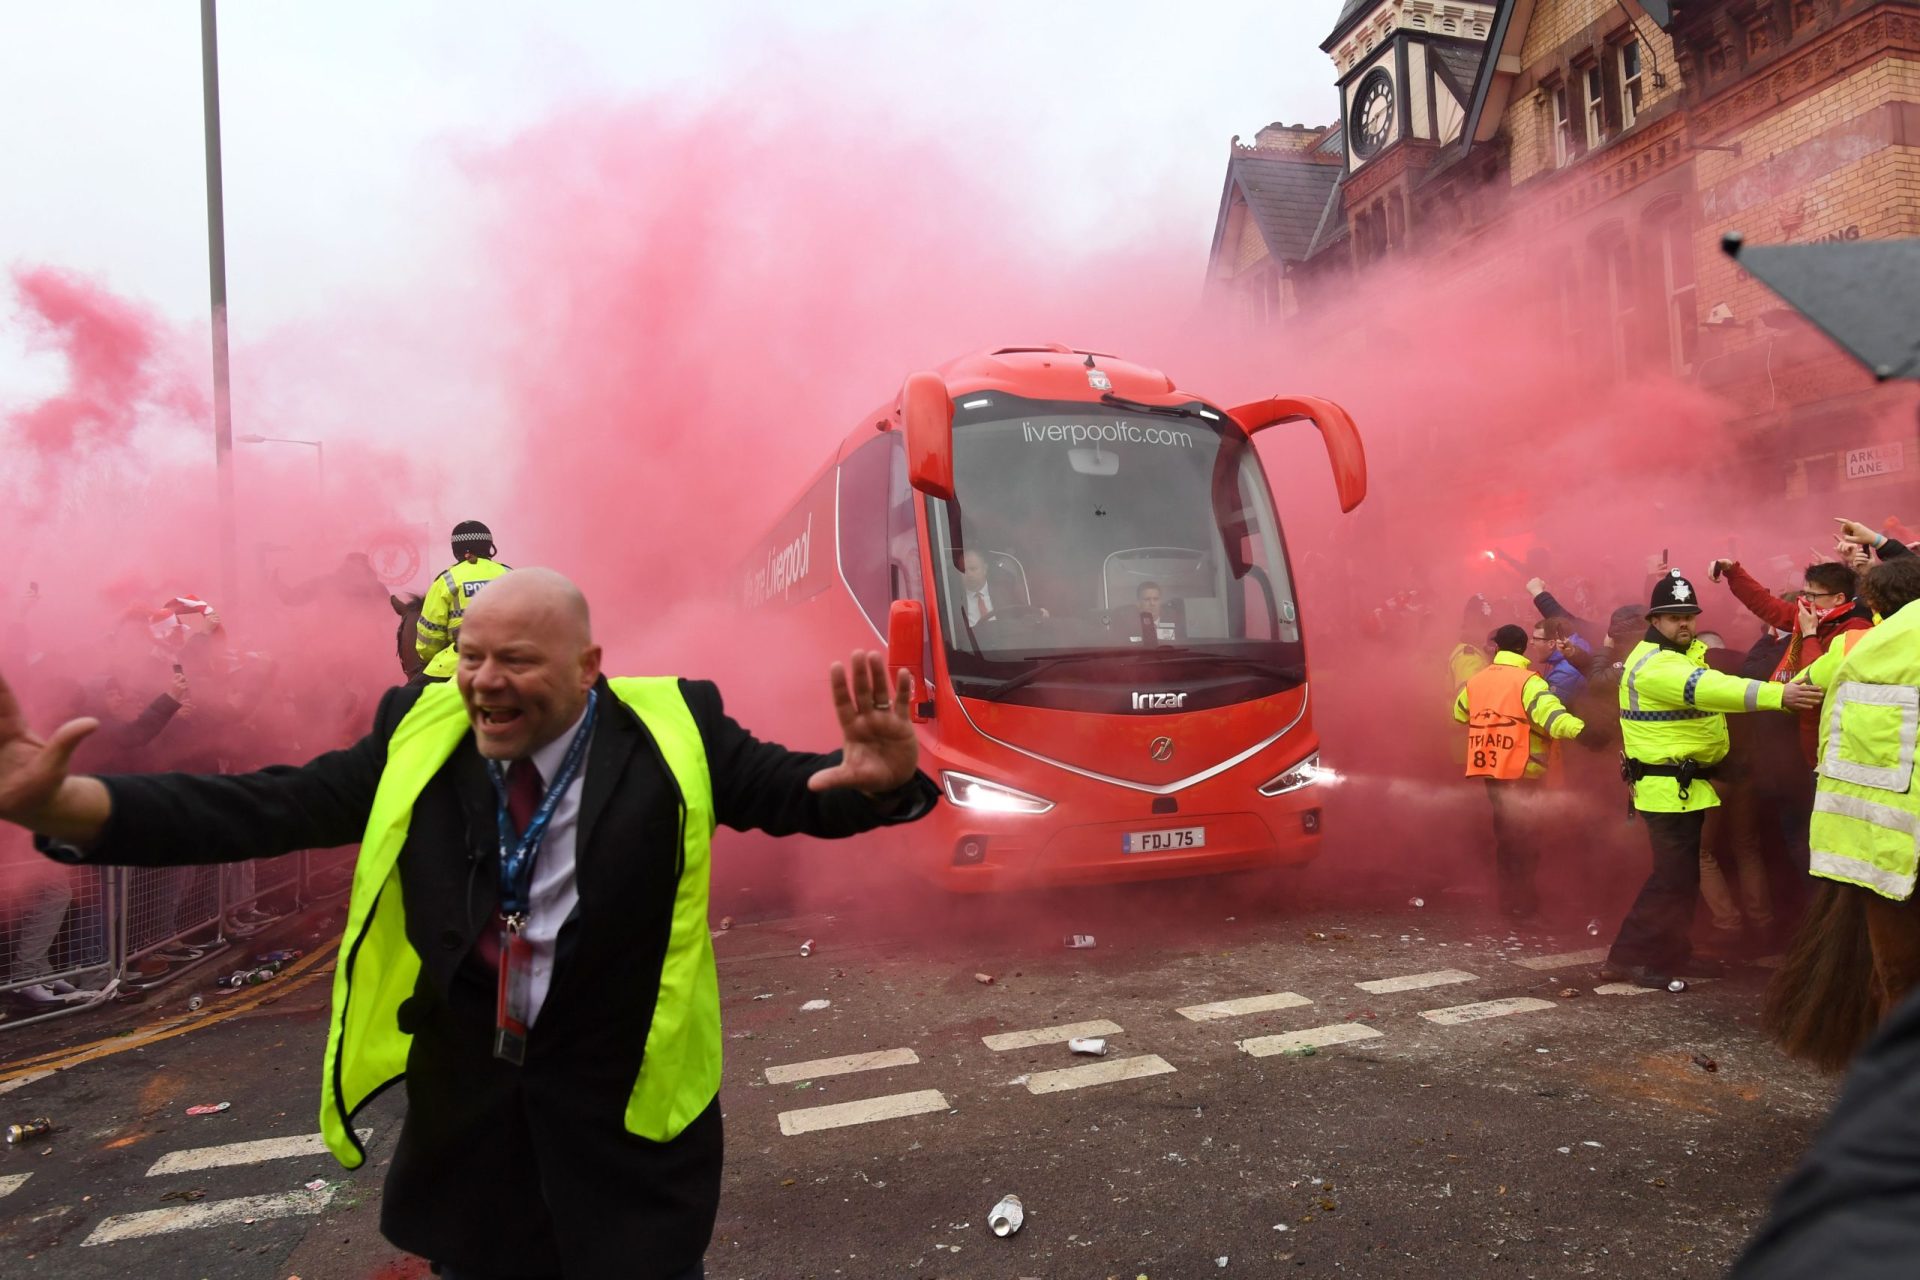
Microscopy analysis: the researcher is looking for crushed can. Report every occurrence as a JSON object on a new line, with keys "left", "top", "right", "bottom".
{"left": 988, "top": 1194, "right": 1025, "bottom": 1237}
{"left": 1067, "top": 1037, "right": 1108, "bottom": 1056}
{"left": 5, "top": 1119, "right": 53, "bottom": 1145}
{"left": 187, "top": 995, "right": 203, "bottom": 1011}
{"left": 1666, "top": 979, "right": 1688, "bottom": 993}
{"left": 1063, "top": 934, "right": 1097, "bottom": 949}
{"left": 799, "top": 939, "right": 814, "bottom": 957}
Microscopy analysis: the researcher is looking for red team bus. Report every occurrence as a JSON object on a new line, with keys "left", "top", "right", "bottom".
{"left": 741, "top": 345, "right": 1365, "bottom": 891}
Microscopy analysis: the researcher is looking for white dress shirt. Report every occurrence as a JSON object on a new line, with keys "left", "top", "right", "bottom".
{"left": 966, "top": 584, "right": 993, "bottom": 625}
{"left": 516, "top": 703, "right": 591, "bottom": 1027}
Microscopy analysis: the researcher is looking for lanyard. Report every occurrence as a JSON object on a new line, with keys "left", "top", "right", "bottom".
{"left": 488, "top": 689, "right": 597, "bottom": 930}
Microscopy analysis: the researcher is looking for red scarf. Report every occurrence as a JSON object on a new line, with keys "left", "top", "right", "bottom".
{"left": 1774, "top": 599, "right": 1856, "bottom": 681}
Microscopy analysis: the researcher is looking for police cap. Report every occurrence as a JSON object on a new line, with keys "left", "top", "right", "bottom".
{"left": 1647, "top": 568, "right": 1703, "bottom": 617}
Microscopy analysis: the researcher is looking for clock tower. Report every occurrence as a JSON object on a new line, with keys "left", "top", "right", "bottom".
{"left": 1322, "top": 0, "right": 1494, "bottom": 174}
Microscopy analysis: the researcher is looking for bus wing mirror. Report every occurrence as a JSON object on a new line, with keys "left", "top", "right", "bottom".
{"left": 1227, "top": 395, "right": 1368, "bottom": 514}
{"left": 900, "top": 371, "right": 955, "bottom": 500}
{"left": 886, "top": 599, "right": 931, "bottom": 720}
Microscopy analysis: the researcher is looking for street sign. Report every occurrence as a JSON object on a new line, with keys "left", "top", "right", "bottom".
{"left": 1845, "top": 441, "right": 1905, "bottom": 481}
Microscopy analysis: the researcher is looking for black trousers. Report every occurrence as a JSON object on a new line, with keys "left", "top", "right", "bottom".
{"left": 1608, "top": 808, "right": 1708, "bottom": 973}
{"left": 438, "top": 1265, "right": 703, "bottom": 1280}
{"left": 1484, "top": 780, "right": 1540, "bottom": 916}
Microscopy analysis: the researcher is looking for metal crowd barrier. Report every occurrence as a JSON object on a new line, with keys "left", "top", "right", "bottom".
{"left": 0, "top": 848, "right": 353, "bottom": 1033}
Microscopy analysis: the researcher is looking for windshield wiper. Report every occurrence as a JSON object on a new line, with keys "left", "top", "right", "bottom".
{"left": 1142, "top": 651, "right": 1306, "bottom": 683}
{"left": 971, "top": 651, "right": 1118, "bottom": 699}
{"left": 1099, "top": 393, "right": 1217, "bottom": 422}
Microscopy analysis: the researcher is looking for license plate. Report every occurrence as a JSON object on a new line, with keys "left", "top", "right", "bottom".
{"left": 1122, "top": 826, "right": 1206, "bottom": 854}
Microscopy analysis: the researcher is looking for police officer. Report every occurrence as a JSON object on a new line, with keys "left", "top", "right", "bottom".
{"left": 1604, "top": 569, "right": 1822, "bottom": 988}
{"left": 1453, "top": 623, "right": 1590, "bottom": 919}
{"left": 415, "top": 521, "right": 509, "bottom": 684}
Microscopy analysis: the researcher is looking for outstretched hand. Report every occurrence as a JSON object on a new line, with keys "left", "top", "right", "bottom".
{"left": 1781, "top": 681, "right": 1824, "bottom": 713}
{"left": 1834, "top": 518, "right": 1880, "bottom": 548}
{"left": 806, "top": 651, "right": 919, "bottom": 796}
{"left": 0, "top": 667, "right": 100, "bottom": 832}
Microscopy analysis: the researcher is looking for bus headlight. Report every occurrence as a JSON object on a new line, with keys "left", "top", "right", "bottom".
{"left": 942, "top": 771, "right": 1055, "bottom": 814}
{"left": 1258, "top": 753, "right": 1338, "bottom": 796}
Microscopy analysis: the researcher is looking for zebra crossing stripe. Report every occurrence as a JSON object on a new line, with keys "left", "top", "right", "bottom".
{"left": 778, "top": 1089, "right": 949, "bottom": 1136}
{"left": 1593, "top": 983, "right": 1661, "bottom": 996}
{"left": 1420, "top": 997, "right": 1557, "bottom": 1024}
{"left": 1238, "top": 1023, "right": 1383, "bottom": 1057}
{"left": 1025, "top": 1054, "right": 1177, "bottom": 1094}
{"left": 0, "top": 1173, "right": 30, "bottom": 1199}
{"left": 1355, "top": 969, "right": 1477, "bottom": 994}
{"left": 1511, "top": 948, "right": 1609, "bottom": 971}
{"left": 764, "top": 1048, "right": 919, "bottom": 1084}
{"left": 146, "top": 1129, "right": 373, "bottom": 1178}
{"left": 82, "top": 1188, "right": 335, "bottom": 1246}
{"left": 1175, "top": 992, "right": 1312, "bottom": 1021}
{"left": 981, "top": 1019, "right": 1122, "bottom": 1051}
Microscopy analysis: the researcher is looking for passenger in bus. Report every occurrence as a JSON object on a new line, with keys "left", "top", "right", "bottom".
{"left": 1136, "top": 581, "right": 1184, "bottom": 643}
{"left": 958, "top": 549, "right": 1036, "bottom": 625}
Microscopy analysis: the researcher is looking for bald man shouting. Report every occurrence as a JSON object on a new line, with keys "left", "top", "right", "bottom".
{"left": 0, "top": 568, "right": 936, "bottom": 1280}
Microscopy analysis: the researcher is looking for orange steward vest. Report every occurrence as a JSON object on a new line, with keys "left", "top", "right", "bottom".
{"left": 1462, "top": 663, "right": 1542, "bottom": 780}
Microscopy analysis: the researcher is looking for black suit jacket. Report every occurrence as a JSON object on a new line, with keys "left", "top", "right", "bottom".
{"left": 64, "top": 677, "right": 937, "bottom": 1277}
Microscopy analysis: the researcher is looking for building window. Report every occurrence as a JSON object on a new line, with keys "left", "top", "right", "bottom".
{"left": 1590, "top": 230, "right": 1636, "bottom": 377}
{"left": 1546, "top": 81, "right": 1573, "bottom": 168}
{"left": 1619, "top": 41, "right": 1644, "bottom": 130}
{"left": 1583, "top": 63, "right": 1607, "bottom": 148}
{"left": 1648, "top": 204, "right": 1698, "bottom": 374}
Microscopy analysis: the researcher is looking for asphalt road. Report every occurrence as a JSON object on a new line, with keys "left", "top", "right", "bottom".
{"left": 0, "top": 873, "right": 1838, "bottom": 1280}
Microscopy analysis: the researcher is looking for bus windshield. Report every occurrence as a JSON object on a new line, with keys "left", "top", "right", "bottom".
{"left": 930, "top": 394, "right": 1304, "bottom": 710}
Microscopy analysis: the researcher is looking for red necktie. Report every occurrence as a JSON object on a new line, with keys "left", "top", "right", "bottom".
{"left": 475, "top": 758, "right": 544, "bottom": 971}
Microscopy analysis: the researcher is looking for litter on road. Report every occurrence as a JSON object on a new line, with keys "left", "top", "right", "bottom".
{"left": 1064, "top": 934, "right": 1097, "bottom": 949}
{"left": 800, "top": 999, "right": 831, "bottom": 1011}
{"left": 1068, "top": 1037, "right": 1108, "bottom": 1056}
{"left": 799, "top": 939, "right": 814, "bottom": 957}
{"left": 185, "top": 1103, "right": 231, "bottom": 1116}
{"left": 989, "top": 1193, "right": 1025, "bottom": 1237}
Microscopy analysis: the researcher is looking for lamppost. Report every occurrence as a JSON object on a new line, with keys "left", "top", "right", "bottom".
{"left": 237, "top": 433, "right": 325, "bottom": 498}
{"left": 201, "top": 0, "right": 238, "bottom": 606}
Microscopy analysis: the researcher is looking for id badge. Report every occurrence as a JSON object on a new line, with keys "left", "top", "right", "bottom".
{"left": 493, "top": 927, "right": 534, "bottom": 1064}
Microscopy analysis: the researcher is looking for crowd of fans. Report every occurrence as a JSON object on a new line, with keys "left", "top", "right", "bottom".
{"left": 1441, "top": 515, "right": 1920, "bottom": 1052}
{"left": 0, "top": 561, "right": 398, "bottom": 1016}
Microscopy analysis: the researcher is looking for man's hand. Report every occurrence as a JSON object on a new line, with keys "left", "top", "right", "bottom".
{"left": 1526, "top": 577, "right": 1547, "bottom": 598}
{"left": 0, "top": 667, "right": 109, "bottom": 840}
{"left": 1797, "top": 597, "right": 1821, "bottom": 639}
{"left": 1710, "top": 558, "right": 1736, "bottom": 581}
{"left": 1781, "top": 681, "right": 1824, "bottom": 713}
{"left": 1835, "top": 518, "right": 1881, "bottom": 548}
{"left": 807, "top": 651, "right": 919, "bottom": 797}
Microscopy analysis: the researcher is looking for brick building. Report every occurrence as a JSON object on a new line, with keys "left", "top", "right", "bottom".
{"left": 1207, "top": 0, "right": 1920, "bottom": 514}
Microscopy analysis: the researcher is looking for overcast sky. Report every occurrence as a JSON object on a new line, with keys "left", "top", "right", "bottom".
{"left": 0, "top": 1, "right": 1347, "bottom": 405}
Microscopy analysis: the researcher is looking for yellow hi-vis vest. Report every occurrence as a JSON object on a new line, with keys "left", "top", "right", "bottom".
{"left": 416, "top": 557, "right": 510, "bottom": 678}
{"left": 318, "top": 678, "right": 719, "bottom": 1168}
{"left": 1809, "top": 603, "right": 1920, "bottom": 901}
{"left": 1618, "top": 638, "right": 1784, "bottom": 812}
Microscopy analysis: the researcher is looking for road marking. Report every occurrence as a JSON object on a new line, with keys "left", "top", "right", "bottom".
{"left": 1025, "top": 1053, "right": 1177, "bottom": 1094}
{"left": 0, "top": 1173, "right": 30, "bottom": 1198}
{"left": 1511, "top": 948, "right": 1609, "bottom": 971}
{"left": 82, "top": 1188, "right": 335, "bottom": 1246}
{"left": 1420, "top": 997, "right": 1558, "bottom": 1024}
{"left": 982, "top": 1019, "right": 1122, "bottom": 1051}
{"left": 0, "top": 942, "right": 339, "bottom": 1086}
{"left": 146, "top": 1129, "right": 374, "bottom": 1178}
{"left": 764, "top": 1048, "right": 919, "bottom": 1085}
{"left": 1238, "top": 1023, "right": 1384, "bottom": 1057}
{"left": 0, "top": 1069, "right": 53, "bottom": 1097}
{"left": 1594, "top": 983, "right": 1661, "bottom": 997}
{"left": 1175, "top": 992, "right": 1312, "bottom": 1022}
{"left": 1355, "top": 969, "right": 1477, "bottom": 994}
{"left": 777, "top": 1089, "right": 949, "bottom": 1136}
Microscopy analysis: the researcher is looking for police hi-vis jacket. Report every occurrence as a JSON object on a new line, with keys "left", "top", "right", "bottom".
{"left": 415, "top": 556, "right": 508, "bottom": 678}
{"left": 1618, "top": 632, "right": 1785, "bottom": 812}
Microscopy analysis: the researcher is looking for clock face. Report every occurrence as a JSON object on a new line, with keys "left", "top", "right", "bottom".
{"left": 1353, "top": 69, "right": 1395, "bottom": 159}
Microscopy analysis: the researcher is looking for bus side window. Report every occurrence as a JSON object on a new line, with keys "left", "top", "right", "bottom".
{"left": 839, "top": 435, "right": 896, "bottom": 634}
{"left": 886, "top": 436, "right": 923, "bottom": 605}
